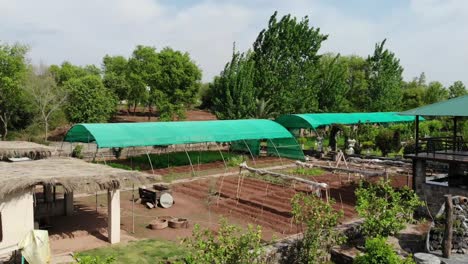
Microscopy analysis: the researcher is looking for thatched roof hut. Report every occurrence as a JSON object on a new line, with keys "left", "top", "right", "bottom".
{"left": 0, "top": 141, "right": 56, "bottom": 160}
{"left": 0, "top": 157, "right": 159, "bottom": 200}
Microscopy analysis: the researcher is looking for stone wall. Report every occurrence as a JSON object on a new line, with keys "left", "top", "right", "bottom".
{"left": 419, "top": 183, "right": 468, "bottom": 216}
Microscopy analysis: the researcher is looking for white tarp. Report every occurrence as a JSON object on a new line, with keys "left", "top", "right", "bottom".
{"left": 18, "top": 230, "right": 51, "bottom": 264}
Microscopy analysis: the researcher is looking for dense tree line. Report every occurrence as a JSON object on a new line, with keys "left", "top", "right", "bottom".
{"left": 0, "top": 42, "right": 201, "bottom": 141}
{"left": 0, "top": 11, "right": 466, "bottom": 141}
{"left": 204, "top": 12, "right": 467, "bottom": 119}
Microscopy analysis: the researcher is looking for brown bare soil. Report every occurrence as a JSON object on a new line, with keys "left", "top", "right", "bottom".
{"left": 173, "top": 173, "right": 359, "bottom": 235}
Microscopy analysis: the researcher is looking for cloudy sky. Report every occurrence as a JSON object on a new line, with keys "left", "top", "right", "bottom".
{"left": 1, "top": 0, "right": 467, "bottom": 85}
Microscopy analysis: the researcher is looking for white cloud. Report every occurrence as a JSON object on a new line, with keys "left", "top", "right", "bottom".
{"left": 0, "top": 0, "right": 467, "bottom": 85}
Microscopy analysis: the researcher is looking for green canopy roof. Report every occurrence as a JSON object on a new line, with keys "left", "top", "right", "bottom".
{"left": 64, "top": 119, "right": 296, "bottom": 148}
{"left": 275, "top": 112, "right": 419, "bottom": 129}
{"left": 399, "top": 95, "right": 468, "bottom": 117}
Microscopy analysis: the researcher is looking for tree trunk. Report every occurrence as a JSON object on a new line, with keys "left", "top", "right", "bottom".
{"left": 133, "top": 103, "right": 137, "bottom": 115}
{"left": 44, "top": 120, "right": 49, "bottom": 142}
{"left": 2, "top": 121, "right": 7, "bottom": 141}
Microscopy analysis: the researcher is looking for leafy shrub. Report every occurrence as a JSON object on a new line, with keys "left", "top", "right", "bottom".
{"left": 291, "top": 193, "right": 345, "bottom": 263}
{"left": 297, "top": 137, "right": 308, "bottom": 145}
{"left": 227, "top": 155, "right": 245, "bottom": 167}
{"left": 355, "top": 180, "right": 423, "bottom": 238}
{"left": 292, "top": 167, "right": 325, "bottom": 176}
{"left": 375, "top": 129, "right": 394, "bottom": 156}
{"left": 403, "top": 141, "right": 416, "bottom": 155}
{"left": 182, "top": 219, "right": 263, "bottom": 264}
{"left": 354, "top": 236, "right": 415, "bottom": 264}
{"left": 357, "top": 124, "right": 379, "bottom": 143}
{"left": 360, "top": 141, "right": 375, "bottom": 150}
{"left": 71, "top": 144, "right": 84, "bottom": 159}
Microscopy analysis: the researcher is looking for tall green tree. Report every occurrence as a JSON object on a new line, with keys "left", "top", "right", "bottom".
{"left": 448, "top": 80, "right": 467, "bottom": 99}
{"left": 102, "top": 55, "right": 131, "bottom": 103}
{"left": 402, "top": 73, "right": 427, "bottom": 110}
{"left": 365, "top": 39, "right": 404, "bottom": 111}
{"left": 127, "top": 45, "right": 158, "bottom": 114}
{"left": 49, "top": 62, "right": 100, "bottom": 86}
{"left": 316, "top": 53, "right": 350, "bottom": 112}
{"left": 252, "top": 11, "right": 328, "bottom": 114}
{"left": 154, "top": 47, "right": 202, "bottom": 120}
{"left": 211, "top": 50, "right": 256, "bottom": 119}
{"left": 342, "top": 55, "right": 368, "bottom": 112}
{"left": 424, "top": 81, "right": 448, "bottom": 104}
{"left": 64, "top": 75, "right": 117, "bottom": 123}
{"left": 0, "top": 43, "right": 30, "bottom": 139}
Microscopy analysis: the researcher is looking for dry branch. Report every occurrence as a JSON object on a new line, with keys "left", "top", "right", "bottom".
{"left": 295, "top": 160, "right": 386, "bottom": 177}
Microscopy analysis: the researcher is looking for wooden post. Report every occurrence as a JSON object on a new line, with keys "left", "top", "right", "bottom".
{"left": 443, "top": 194, "right": 453, "bottom": 258}
{"left": 415, "top": 115, "right": 420, "bottom": 155}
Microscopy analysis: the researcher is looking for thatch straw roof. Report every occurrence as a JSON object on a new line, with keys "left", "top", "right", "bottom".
{"left": 0, "top": 157, "right": 160, "bottom": 200}
{"left": 0, "top": 141, "right": 56, "bottom": 160}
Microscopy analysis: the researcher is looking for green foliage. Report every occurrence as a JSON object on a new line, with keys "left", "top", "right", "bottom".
{"left": 0, "top": 42, "right": 32, "bottom": 140}
{"left": 102, "top": 55, "right": 131, "bottom": 101}
{"left": 49, "top": 61, "right": 100, "bottom": 86}
{"left": 226, "top": 155, "right": 245, "bottom": 167}
{"left": 354, "top": 236, "right": 415, "bottom": 264}
{"left": 317, "top": 53, "right": 350, "bottom": 112}
{"left": 291, "top": 193, "right": 345, "bottom": 263}
{"left": 355, "top": 180, "right": 423, "bottom": 238}
{"left": 64, "top": 75, "right": 117, "bottom": 123}
{"left": 403, "top": 141, "right": 416, "bottom": 155}
{"left": 74, "top": 255, "right": 115, "bottom": 264}
{"left": 357, "top": 124, "right": 379, "bottom": 143}
{"left": 418, "top": 119, "right": 444, "bottom": 137}
{"left": 342, "top": 55, "right": 368, "bottom": 112}
{"left": 401, "top": 72, "right": 427, "bottom": 110}
{"left": 78, "top": 239, "right": 188, "bottom": 263}
{"left": 375, "top": 129, "right": 394, "bottom": 156}
{"left": 424, "top": 81, "right": 448, "bottom": 105}
{"left": 253, "top": 11, "right": 327, "bottom": 114}
{"left": 182, "top": 219, "right": 263, "bottom": 264}
{"left": 365, "top": 39, "right": 404, "bottom": 111}
{"left": 155, "top": 47, "right": 202, "bottom": 118}
{"left": 72, "top": 144, "right": 84, "bottom": 159}
{"left": 211, "top": 50, "right": 256, "bottom": 119}
{"left": 130, "top": 151, "right": 238, "bottom": 169}
{"left": 292, "top": 167, "right": 325, "bottom": 177}
{"left": 448, "top": 80, "right": 467, "bottom": 99}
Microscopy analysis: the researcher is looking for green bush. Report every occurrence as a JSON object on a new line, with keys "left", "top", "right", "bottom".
{"left": 355, "top": 180, "right": 423, "bottom": 238}
{"left": 291, "top": 193, "right": 345, "bottom": 263}
{"left": 354, "top": 236, "right": 415, "bottom": 264}
{"left": 107, "top": 162, "right": 140, "bottom": 171}
{"left": 375, "top": 129, "right": 394, "bottom": 156}
{"left": 182, "top": 219, "right": 263, "bottom": 264}
{"left": 403, "top": 141, "right": 416, "bottom": 155}
{"left": 227, "top": 155, "right": 245, "bottom": 167}
{"left": 131, "top": 151, "right": 237, "bottom": 169}
{"left": 71, "top": 144, "right": 84, "bottom": 159}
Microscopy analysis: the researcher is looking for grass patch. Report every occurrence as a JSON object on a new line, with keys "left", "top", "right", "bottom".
{"left": 248, "top": 173, "right": 289, "bottom": 186}
{"left": 76, "top": 239, "right": 188, "bottom": 264}
{"left": 290, "top": 167, "right": 325, "bottom": 177}
{"left": 107, "top": 162, "right": 141, "bottom": 171}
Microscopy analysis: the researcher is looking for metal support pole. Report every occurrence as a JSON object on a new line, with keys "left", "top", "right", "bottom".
{"left": 415, "top": 115, "right": 420, "bottom": 155}
{"left": 145, "top": 147, "right": 155, "bottom": 175}
{"left": 242, "top": 139, "right": 256, "bottom": 166}
{"left": 453, "top": 117, "right": 458, "bottom": 151}
{"left": 268, "top": 139, "right": 284, "bottom": 166}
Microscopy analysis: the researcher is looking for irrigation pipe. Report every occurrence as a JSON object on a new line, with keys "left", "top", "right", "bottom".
{"left": 267, "top": 139, "right": 284, "bottom": 166}
{"left": 145, "top": 146, "right": 155, "bottom": 175}
{"left": 184, "top": 145, "right": 196, "bottom": 177}
{"left": 242, "top": 139, "right": 257, "bottom": 166}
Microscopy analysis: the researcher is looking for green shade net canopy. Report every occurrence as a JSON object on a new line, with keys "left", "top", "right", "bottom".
{"left": 64, "top": 119, "right": 305, "bottom": 160}
{"left": 275, "top": 112, "right": 420, "bottom": 129}
{"left": 399, "top": 95, "right": 468, "bottom": 117}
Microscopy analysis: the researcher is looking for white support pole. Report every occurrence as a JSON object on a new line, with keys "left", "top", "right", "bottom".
{"left": 242, "top": 139, "right": 257, "bottom": 166}
{"left": 107, "top": 189, "right": 120, "bottom": 244}
{"left": 145, "top": 146, "right": 155, "bottom": 175}
{"left": 132, "top": 184, "right": 135, "bottom": 234}
{"left": 267, "top": 139, "right": 284, "bottom": 166}
{"left": 184, "top": 145, "right": 195, "bottom": 176}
